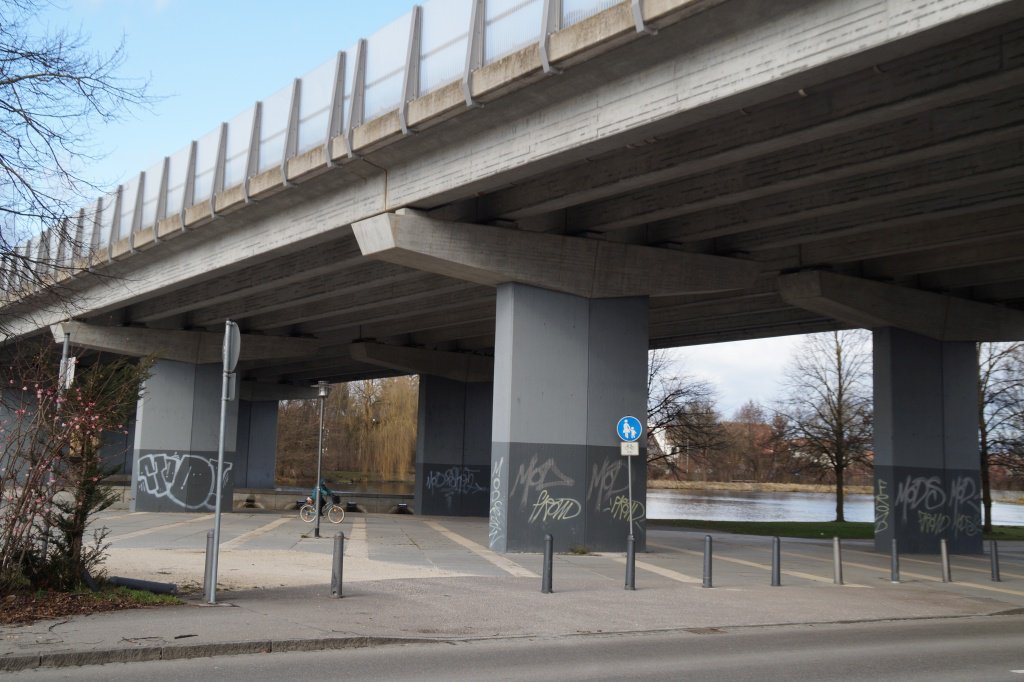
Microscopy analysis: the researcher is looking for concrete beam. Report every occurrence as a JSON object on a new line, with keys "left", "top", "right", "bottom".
{"left": 350, "top": 341, "right": 493, "bottom": 383}
{"left": 352, "top": 212, "right": 757, "bottom": 297}
{"left": 51, "top": 321, "right": 321, "bottom": 363}
{"left": 239, "top": 382, "right": 320, "bottom": 401}
{"left": 778, "top": 271, "right": 1024, "bottom": 342}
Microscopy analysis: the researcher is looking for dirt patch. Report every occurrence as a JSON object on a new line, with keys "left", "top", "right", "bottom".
{"left": 0, "top": 590, "right": 179, "bottom": 626}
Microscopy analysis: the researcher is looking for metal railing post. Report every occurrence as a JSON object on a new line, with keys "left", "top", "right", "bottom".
{"left": 625, "top": 534, "right": 636, "bottom": 591}
{"left": 771, "top": 536, "right": 781, "bottom": 586}
{"left": 331, "top": 533, "right": 345, "bottom": 597}
{"left": 940, "top": 538, "right": 952, "bottom": 583}
{"left": 541, "top": 534, "right": 553, "bottom": 594}
{"left": 991, "top": 540, "right": 1001, "bottom": 582}
{"left": 890, "top": 538, "right": 900, "bottom": 583}
{"left": 832, "top": 537, "right": 843, "bottom": 585}
{"left": 702, "top": 535, "right": 713, "bottom": 588}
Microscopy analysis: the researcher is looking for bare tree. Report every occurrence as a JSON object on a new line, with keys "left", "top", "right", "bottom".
{"left": 978, "top": 342, "right": 1024, "bottom": 531}
{"left": 778, "top": 330, "right": 873, "bottom": 521}
{"left": 646, "top": 349, "right": 725, "bottom": 478}
{"left": 1, "top": 0, "right": 149, "bottom": 294}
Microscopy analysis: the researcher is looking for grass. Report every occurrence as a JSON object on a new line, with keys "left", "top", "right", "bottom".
{"left": 97, "top": 585, "right": 181, "bottom": 606}
{"left": 649, "top": 519, "right": 1024, "bottom": 541}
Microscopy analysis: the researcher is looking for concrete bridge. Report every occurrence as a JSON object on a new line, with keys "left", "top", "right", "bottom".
{"left": 3, "top": 0, "right": 1024, "bottom": 553}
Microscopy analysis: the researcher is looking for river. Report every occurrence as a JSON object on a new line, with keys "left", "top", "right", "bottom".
{"left": 646, "top": 488, "right": 1024, "bottom": 525}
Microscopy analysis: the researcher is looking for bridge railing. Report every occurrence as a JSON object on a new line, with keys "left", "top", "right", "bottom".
{"left": 3, "top": 0, "right": 630, "bottom": 297}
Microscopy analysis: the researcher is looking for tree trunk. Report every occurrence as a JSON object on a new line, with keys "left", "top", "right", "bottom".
{"left": 835, "top": 466, "right": 846, "bottom": 522}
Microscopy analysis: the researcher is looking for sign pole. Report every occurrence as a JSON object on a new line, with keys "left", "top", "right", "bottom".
{"left": 209, "top": 320, "right": 240, "bottom": 605}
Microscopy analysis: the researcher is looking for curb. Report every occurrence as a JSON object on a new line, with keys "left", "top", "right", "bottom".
{"left": 0, "top": 635, "right": 433, "bottom": 672}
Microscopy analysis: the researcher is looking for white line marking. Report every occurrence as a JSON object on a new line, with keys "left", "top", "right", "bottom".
{"left": 108, "top": 514, "right": 214, "bottom": 543}
{"left": 220, "top": 517, "right": 292, "bottom": 550}
{"left": 423, "top": 519, "right": 537, "bottom": 578}
{"left": 607, "top": 555, "right": 701, "bottom": 584}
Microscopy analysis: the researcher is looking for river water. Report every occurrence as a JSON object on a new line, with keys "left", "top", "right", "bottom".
{"left": 646, "top": 488, "right": 1024, "bottom": 525}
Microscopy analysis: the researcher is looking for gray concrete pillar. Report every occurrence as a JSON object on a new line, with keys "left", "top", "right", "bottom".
{"left": 415, "top": 376, "right": 493, "bottom": 516}
{"left": 130, "top": 359, "right": 238, "bottom": 512}
{"left": 234, "top": 400, "right": 279, "bottom": 489}
{"left": 489, "top": 284, "right": 648, "bottom": 553}
{"left": 873, "top": 328, "right": 981, "bottom": 554}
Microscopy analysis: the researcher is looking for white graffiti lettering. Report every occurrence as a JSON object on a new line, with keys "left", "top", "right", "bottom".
{"left": 511, "top": 454, "right": 574, "bottom": 507}
{"left": 874, "top": 479, "right": 890, "bottom": 533}
{"left": 891, "top": 474, "right": 981, "bottom": 538}
{"left": 425, "top": 466, "right": 486, "bottom": 507}
{"left": 489, "top": 457, "right": 505, "bottom": 549}
{"left": 528, "top": 489, "right": 581, "bottom": 524}
{"left": 608, "top": 494, "right": 645, "bottom": 522}
{"left": 588, "top": 458, "right": 627, "bottom": 512}
{"left": 136, "top": 452, "right": 232, "bottom": 511}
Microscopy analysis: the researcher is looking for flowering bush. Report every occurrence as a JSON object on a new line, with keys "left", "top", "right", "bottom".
{"left": 0, "top": 349, "right": 149, "bottom": 593}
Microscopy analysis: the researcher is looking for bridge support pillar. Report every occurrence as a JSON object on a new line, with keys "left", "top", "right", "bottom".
{"left": 489, "top": 284, "right": 647, "bottom": 553}
{"left": 415, "top": 376, "right": 493, "bottom": 516}
{"left": 130, "top": 359, "right": 238, "bottom": 512}
{"left": 234, "top": 400, "right": 278, "bottom": 489}
{"left": 872, "top": 328, "right": 982, "bottom": 554}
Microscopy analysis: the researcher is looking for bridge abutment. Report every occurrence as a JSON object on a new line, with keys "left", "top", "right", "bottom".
{"left": 415, "top": 375, "right": 493, "bottom": 516}
{"left": 872, "top": 328, "right": 982, "bottom": 554}
{"left": 489, "top": 284, "right": 648, "bottom": 553}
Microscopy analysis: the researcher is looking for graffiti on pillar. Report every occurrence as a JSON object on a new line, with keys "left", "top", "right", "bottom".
{"left": 510, "top": 454, "right": 574, "bottom": 507}
{"left": 874, "top": 478, "right": 890, "bottom": 533}
{"left": 528, "top": 489, "right": 581, "bottom": 523}
{"left": 136, "top": 452, "right": 232, "bottom": 511}
{"left": 608, "top": 494, "right": 645, "bottom": 522}
{"left": 424, "top": 466, "right": 487, "bottom": 507}
{"left": 489, "top": 457, "right": 505, "bottom": 548}
{"left": 587, "top": 458, "right": 626, "bottom": 512}
{"left": 892, "top": 474, "right": 981, "bottom": 538}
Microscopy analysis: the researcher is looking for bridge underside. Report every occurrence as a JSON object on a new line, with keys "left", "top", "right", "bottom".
{"left": 7, "top": 0, "right": 1024, "bottom": 551}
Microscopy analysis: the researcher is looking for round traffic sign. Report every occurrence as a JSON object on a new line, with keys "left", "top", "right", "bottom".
{"left": 616, "top": 416, "right": 643, "bottom": 442}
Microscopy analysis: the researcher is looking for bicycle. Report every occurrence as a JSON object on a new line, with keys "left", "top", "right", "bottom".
{"left": 298, "top": 496, "right": 345, "bottom": 524}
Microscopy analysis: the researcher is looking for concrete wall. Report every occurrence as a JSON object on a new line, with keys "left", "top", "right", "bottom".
{"left": 490, "top": 285, "right": 648, "bottom": 552}
{"left": 131, "top": 360, "right": 238, "bottom": 512}
{"left": 415, "top": 376, "right": 492, "bottom": 516}
{"left": 873, "top": 328, "right": 982, "bottom": 554}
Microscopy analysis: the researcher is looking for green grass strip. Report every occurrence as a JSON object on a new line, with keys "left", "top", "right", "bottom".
{"left": 648, "top": 519, "right": 1024, "bottom": 541}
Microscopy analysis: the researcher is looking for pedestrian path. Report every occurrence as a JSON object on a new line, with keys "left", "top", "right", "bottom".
{"left": 3, "top": 512, "right": 1022, "bottom": 672}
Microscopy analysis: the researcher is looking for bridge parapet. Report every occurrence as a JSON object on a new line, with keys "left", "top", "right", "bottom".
{"left": 1, "top": 0, "right": 717, "bottom": 312}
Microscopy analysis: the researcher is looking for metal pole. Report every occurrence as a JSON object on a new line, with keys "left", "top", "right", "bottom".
{"left": 331, "top": 533, "right": 345, "bottom": 597}
{"left": 832, "top": 536, "right": 843, "bottom": 585}
{"left": 627, "top": 455, "right": 634, "bottom": 538}
{"left": 209, "top": 320, "right": 238, "bottom": 605}
{"left": 771, "top": 536, "right": 781, "bottom": 586}
{"left": 702, "top": 535, "right": 712, "bottom": 588}
{"left": 209, "top": 363, "right": 229, "bottom": 604}
{"left": 314, "top": 383, "right": 326, "bottom": 539}
{"left": 890, "top": 538, "right": 900, "bottom": 583}
{"left": 940, "top": 538, "right": 951, "bottom": 583}
{"left": 990, "top": 540, "right": 1001, "bottom": 582}
{"left": 203, "top": 530, "right": 214, "bottom": 600}
{"left": 625, "top": 534, "right": 636, "bottom": 591}
{"left": 541, "top": 534, "right": 553, "bottom": 594}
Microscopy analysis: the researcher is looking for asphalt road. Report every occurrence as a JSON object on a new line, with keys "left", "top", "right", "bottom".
{"left": 12, "top": 614, "right": 1024, "bottom": 681}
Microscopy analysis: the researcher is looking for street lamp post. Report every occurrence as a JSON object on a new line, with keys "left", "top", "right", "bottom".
{"left": 313, "top": 380, "right": 330, "bottom": 539}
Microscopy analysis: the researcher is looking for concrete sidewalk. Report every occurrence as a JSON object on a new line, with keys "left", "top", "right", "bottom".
{"left": 2, "top": 512, "right": 1023, "bottom": 671}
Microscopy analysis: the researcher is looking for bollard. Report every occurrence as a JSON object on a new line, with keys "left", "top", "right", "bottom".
{"left": 832, "top": 536, "right": 843, "bottom": 585}
{"left": 702, "top": 535, "right": 713, "bottom": 589}
{"left": 541, "top": 534, "right": 553, "bottom": 594}
{"left": 771, "top": 536, "right": 781, "bottom": 587}
{"left": 890, "top": 538, "right": 900, "bottom": 583}
{"left": 203, "top": 530, "right": 214, "bottom": 601}
{"left": 331, "top": 533, "right": 345, "bottom": 598}
{"left": 991, "top": 540, "right": 1001, "bottom": 582}
{"left": 940, "top": 538, "right": 951, "bottom": 583}
{"left": 625, "top": 534, "right": 636, "bottom": 591}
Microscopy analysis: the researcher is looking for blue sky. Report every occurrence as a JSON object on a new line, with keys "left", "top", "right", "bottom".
{"left": 46, "top": 0, "right": 801, "bottom": 417}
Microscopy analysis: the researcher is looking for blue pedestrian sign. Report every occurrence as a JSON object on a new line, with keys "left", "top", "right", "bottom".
{"left": 616, "top": 416, "right": 643, "bottom": 442}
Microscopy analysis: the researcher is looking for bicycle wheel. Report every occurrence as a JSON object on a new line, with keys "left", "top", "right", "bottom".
{"left": 299, "top": 504, "right": 317, "bottom": 523}
{"left": 327, "top": 505, "right": 345, "bottom": 524}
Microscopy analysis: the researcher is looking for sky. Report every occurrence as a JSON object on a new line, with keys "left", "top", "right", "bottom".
{"left": 40, "top": 0, "right": 804, "bottom": 417}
